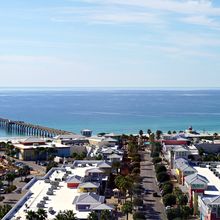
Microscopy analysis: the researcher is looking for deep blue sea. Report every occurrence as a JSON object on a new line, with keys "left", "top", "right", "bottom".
{"left": 1, "top": 89, "right": 220, "bottom": 137}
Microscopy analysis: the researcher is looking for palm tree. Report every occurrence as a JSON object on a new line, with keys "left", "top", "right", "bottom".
{"left": 122, "top": 201, "right": 133, "bottom": 220}
{"left": 26, "top": 209, "right": 47, "bottom": 220}
{"left": 0, "top": 204, "right": 12, "bottom": 219}
{"left": 114, "top": 175, "right": 134, "bottom": 202}
{"left": 147, "top": 129, "right": 152, "bottom": 136}
{"left": 37, "top": 208, "right": 47, "bottom": 220}
{"left": 54, "top": 210, "right": 77, "bottom": 220}
{"left": 5, "top": 173, "right": 15, "bottom": 186}
{"left": 139, "top": 130, "right": 143, "bottom": 136}
{"left": 100, "top": 210, "right": 111, "bottom": 220}
{"left": 26, "top": 210, "right": 38, "bottom": 220}
{"left": 88, "top": 211, "right": 98, "bottom": 220}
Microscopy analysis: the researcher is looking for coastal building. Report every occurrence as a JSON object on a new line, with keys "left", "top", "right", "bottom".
{"left": 53, "top": 134, "right": 88, "bottom": 145}
{"left": 174, "top": 158, "right": 197, "bottom": 185}
{"left": 81, "top": 129, "right": 92, "bottom": 137}
{"left": 12, "top": 137, "right": 71, "bottom": 161}
{"left": 87, "top": 136, "right": 118, "bottom": 147}
{"left": 164, "top": 144, "right": 199, "bottom": 168}
{"left": 195, "top": 140, "right": 220, "bottom": 154}
{"left": 3, "top": 160, "right": 113, "bottom": 220}
{"left": 176, "top": 164, "right": 220, "bottom": 218}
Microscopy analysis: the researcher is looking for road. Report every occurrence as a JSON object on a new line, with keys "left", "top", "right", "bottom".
{"left": 140, "top": 150, "right": 167, "bottom": 220}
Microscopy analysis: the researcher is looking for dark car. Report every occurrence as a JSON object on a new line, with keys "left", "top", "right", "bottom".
{"left": 153, "top": 192, "right": 158, "bottom": 197}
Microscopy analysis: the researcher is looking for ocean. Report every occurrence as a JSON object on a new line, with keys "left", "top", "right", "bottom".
{"left": 0, "top": 88, "right": 220, "bottom": 137}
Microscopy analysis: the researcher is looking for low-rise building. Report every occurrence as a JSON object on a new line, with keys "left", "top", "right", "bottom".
{"left": 3, "top": 160, "right": 114, "bottom": 220}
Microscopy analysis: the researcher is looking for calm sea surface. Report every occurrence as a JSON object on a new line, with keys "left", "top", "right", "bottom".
{"left": 0, "top": 89, "right": 220, "bottom": 136}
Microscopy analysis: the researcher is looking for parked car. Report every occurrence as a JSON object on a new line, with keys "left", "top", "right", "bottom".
{"left": 153, "top": 192, "right": 158, "bottom": 197}
{"left": 0, "top": 188, "right": 5, "bottom": 194}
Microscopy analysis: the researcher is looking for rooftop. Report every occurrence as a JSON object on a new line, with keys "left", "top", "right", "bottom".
{"left": 6, "top": 162, "right": 111, "bottom": 220}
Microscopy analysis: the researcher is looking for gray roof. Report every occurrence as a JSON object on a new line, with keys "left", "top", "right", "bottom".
{"left": 185, "top": 173, "right": 209, "bottom": 185}
{"left": 108, "top": 154, "right": 122, "bottom": 159}
{"left": 175, "top": 158, "right": 188, "bottom": 169}
{"left": 54, "top": 134, "right": 82, "bottom": 140}
{"left": 86, "top": 168, "right": 104, "bottom": 174}
{"left": 73, "top": 193, "right": 105, "bottom": 205}
{"left": 97, "top": 161, "right": 112, "bottom": 169}
{"left": 180, "top": 164, "right": 197, "bottom": 173}
{"left": 21, "top": 137, "right": 45, "bottom": 143}
{"left": 203, "top": 195, "right": 220, "bottom": 205}
{"left": 78, "top": 182, "right": 100, "bottom": 188}
{"left": 91, "top": 203, "right": 114, "bottom": 211}
{"left": 66, "top": 175, "right": 82, "bottom": 183}
{"left": 104, "top": 137, "right": 118, "bottom": 142}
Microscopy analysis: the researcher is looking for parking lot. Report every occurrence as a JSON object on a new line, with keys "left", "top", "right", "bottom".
{"left": 140, "top": 151, "right": 167, "bottom": 220}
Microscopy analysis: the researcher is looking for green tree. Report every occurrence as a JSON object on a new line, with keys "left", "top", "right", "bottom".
{"left": 161, "top": 183, "right": 173, "bottom": 195}
{"left": 115, "top": 175, "right": 134, "bottom": 201}
{"left": 0, "top": 204, "right": 12, "bottom": 219}
{"left": 88, "top": 211, "right": 98, "bottom": 220}
{"left": 100, "top": 210, "right": 111, "bottom": 220}
{"left": 121, "top": 201, "right": 133, "bottom": 220}
{"left": 46, "top": 161, "right": 58, "bottom": 172}
{"left": 156, "top": 130, "right": 162, "bottom": 140}
{"left": 139, "top": 130, "right": 143, "bottom": 136}
{"left": 5, "top": 173, "right": 15, "bottom": 186}
{"left": 155, "top": 164, "right": 167, "bottom": 174}
{"left": 37, "top": 208, "right": 47, "bottom": 220}
{"left": 26, "top": 210, "right": 38, "bottom": 220}
{"left": 54, "top": 210, "right": 77, "bottom": 220}
{"left": 163, "top": 194, "right": 176, "bottom": 206}
{"left": 147, "top": 129, "right": 152, "bottom": 136}
{"left": 181, "top": 206, "right": 192, "bottom": 219}
{"left": 157, "top": 171, "right": 170, "bottom": 183}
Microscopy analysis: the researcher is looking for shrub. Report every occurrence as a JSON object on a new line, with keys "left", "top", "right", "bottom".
{"left": 157, "top": 172, "right": 170, "bottom": 183}
{"left": 0, "top": 196, "right": 4, "bottom": 201}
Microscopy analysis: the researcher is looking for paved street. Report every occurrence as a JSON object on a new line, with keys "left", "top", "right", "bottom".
{"left": 140, "top": 151, "right": 167, "bottom": 220}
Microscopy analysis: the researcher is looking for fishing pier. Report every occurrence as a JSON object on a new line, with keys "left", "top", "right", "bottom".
{"left": 0, "top": 118, "right": 73, "bottom": 137}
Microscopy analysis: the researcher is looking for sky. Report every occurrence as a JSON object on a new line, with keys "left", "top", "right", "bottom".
{"left": 1, "top": 0, "right": 220, "bottom": 88}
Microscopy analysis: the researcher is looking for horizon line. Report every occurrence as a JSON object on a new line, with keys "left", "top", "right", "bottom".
{"left": 0, "top": 86, "right": 220, "bottom": 91}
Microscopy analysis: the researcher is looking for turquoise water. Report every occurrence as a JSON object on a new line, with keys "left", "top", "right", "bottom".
{"left": 0, "top": 89, "right": 220, "bottom": 136}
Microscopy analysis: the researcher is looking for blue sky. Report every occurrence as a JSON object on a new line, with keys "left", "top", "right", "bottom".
{"left": 1, "top": 0, "right": 220, "bottom": 87}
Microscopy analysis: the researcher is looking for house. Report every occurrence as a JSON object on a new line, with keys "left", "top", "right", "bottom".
{"left": 185, "top": 173, "right": 209, "bottom": 208}
{"left": 78, "top": 182, "right": 100, "bottom": 193}
{"left": 73, "top": 192, "right": 105, "bottom": 211}
{"left": 174, "top": 158, "right": 197, "bottom": 185}
{"left": 67, "top": 175, "right": 82, "bottom": 188}
{"left": 107, "top": 153, "right": 122, "bottom": 162}
{"left": 199, "top": 195, "right": 220, "bottom": 220}
{"left": 54, "top": 134, "right": 88, "bottom": 145}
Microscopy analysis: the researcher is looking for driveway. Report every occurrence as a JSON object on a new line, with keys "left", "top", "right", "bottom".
{"left": 140, "top": 151, "right": 167, "bottom": 220}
